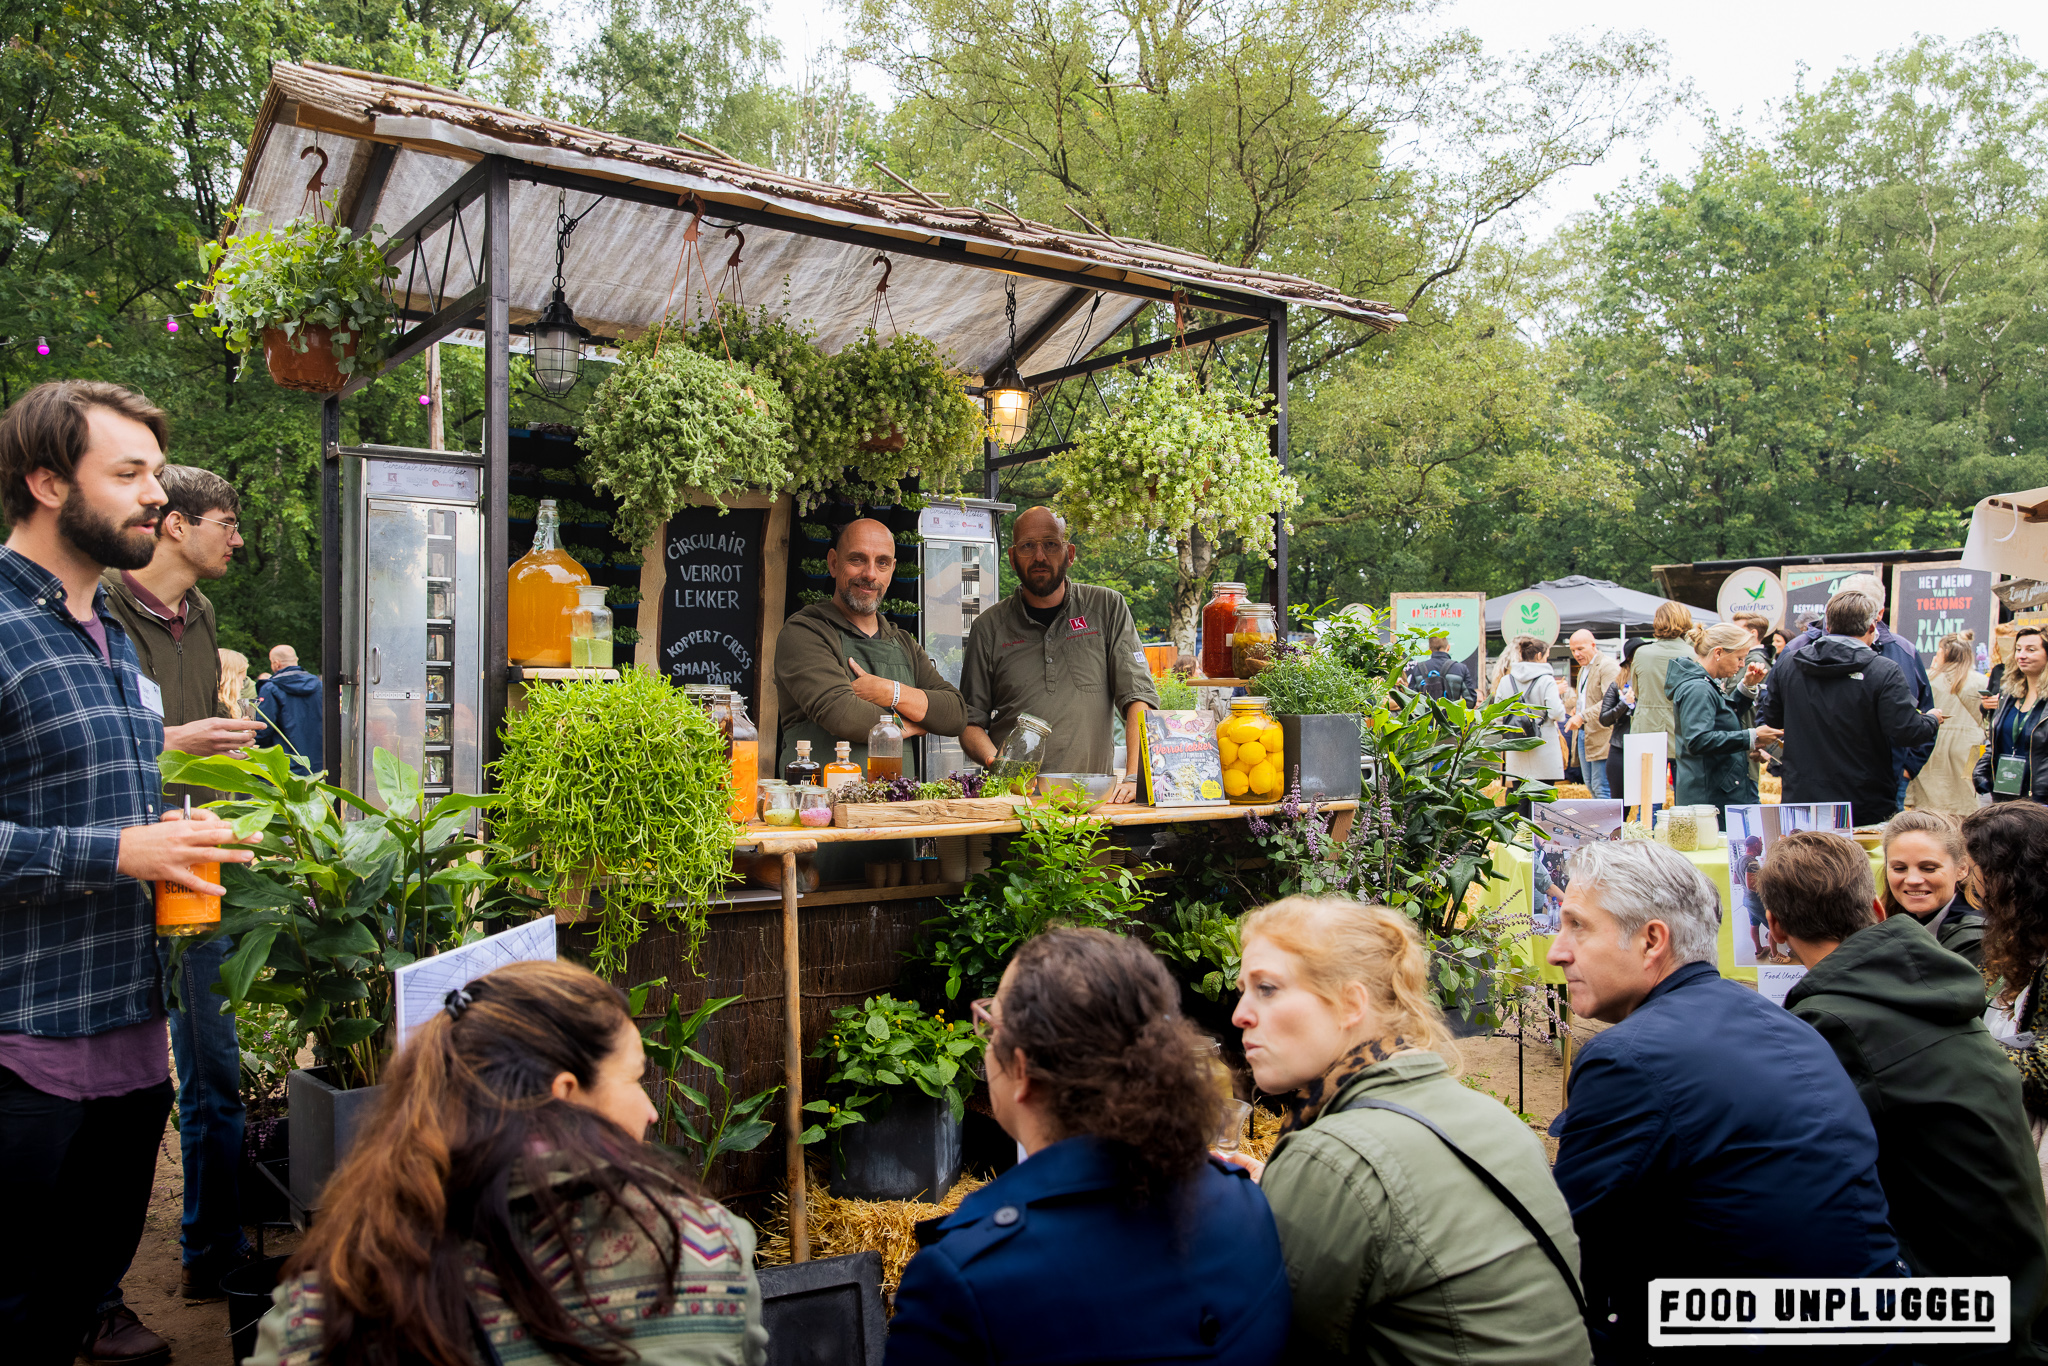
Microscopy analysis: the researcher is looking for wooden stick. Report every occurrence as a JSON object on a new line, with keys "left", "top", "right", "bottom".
{"left": 779, "top": 840, "right": 817, "bottom": 1262}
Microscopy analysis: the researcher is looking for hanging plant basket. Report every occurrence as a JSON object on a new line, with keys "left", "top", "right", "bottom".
{"left": 860, "top": 426, "right": 908, "bottom": 452}
{"left": 263, "top": 325, "right": 355, "bottom": 394}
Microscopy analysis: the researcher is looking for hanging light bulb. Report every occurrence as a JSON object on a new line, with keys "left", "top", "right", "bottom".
{"left": 985, "top": 278, "right": 1034, "bottom": 446}
{"left": 531, "top": 190, "right": 585, "bottom": 396}
{"left": 165, "top": 316, "right": 179, "bottom": 334}
{"left": 35, "top": 337, "right": 49, "bottom": 356}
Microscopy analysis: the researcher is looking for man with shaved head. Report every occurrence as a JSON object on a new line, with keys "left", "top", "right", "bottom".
{"left": 773, "top": 517, "right": 963, "bottom": 783}
{"left": 960, "top": 506, "right": 1158, "bottom": 802}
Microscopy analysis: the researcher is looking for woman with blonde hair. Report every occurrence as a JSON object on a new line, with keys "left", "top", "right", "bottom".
{"left": 1223, "top": 898, "right": 1590, "bottom": 1365}
{"left": 217, "top": 647, "right": 253, "bottom": 720}
{"left": 1907, "top": 631, "right": 1987, "bottom": 814}
{"left": 1879, "top": 808, "right": 1984, "bottom": 967}
{"left": 1976, "top": 625, "right": 2048, "bottom": 804}
{"left": 247, "top": 960, "right": 766, "bottom": 1366}
{"left": 1666, "top": 623, "right": 1781, "bottom": 814}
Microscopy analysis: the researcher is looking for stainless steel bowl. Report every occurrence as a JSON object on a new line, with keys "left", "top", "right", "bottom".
{"left": 1036, "top": 772, "right": 1117, "bottom": 808}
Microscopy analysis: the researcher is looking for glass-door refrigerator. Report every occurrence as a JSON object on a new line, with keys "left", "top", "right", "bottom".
{"left": 916, "top": 499, "right": 1012, "bottom": 778}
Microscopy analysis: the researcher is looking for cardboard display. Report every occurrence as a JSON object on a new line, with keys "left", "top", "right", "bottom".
{"left": 1716, "top": 567, "right": 1786, "bottom": 631}
{"left": 1497, "top": 589, "right": 1562, "bottom": 646}
{"left": 1391, "top": 592, "right": 1488, "bottom": 702}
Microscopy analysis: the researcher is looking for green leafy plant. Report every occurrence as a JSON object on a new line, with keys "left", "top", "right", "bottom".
{"left": 191, "top": 210, "right": 397, "bottom": 378}
{"left": 800, "top": 557, "right": 830, "bottom": 576}
{"left": 628, "top": 980, "right": 780, "bottom": 1185}
{"left": 613, "top": 627, "right": 642, "bottom": 646}
{"left": 493, "top": 671, "right": 738, "bottom": 975}
{"left": 603, "top": 584, "right": 641, "bottom": 606}
{"left": 891, "top": 561, "right": 921, "bottom": 578}
{"left": 508, "top": 495, "right": 538, "bottom": 520}
{"left": 1250, "top": 648, "right": 1380, "bottom": 717}
{"left": 882, "top": 597, "right": 920, "bottom": 616}
{"left": 798, "top": 588, "right": 829, "bottom": 605}
{"left": 1146, "top": 899, "right": 1243, "bottom": 1000}
{"left": 811, "top": 328, "right": 984, "bottom": 509}
{"left": 804, "top": 995, "right": 983, "bottom": 1147}
{"left": 801, "top": 521, "right": 833, "bottom": 541}
{"left": 158, "top": 746, "right": 541, "bottom": 1090}
{"left": 920, "top": 805, "right": 1156, "bottom": 1002}
{"left": 1051, "top": 365, "right": 1296, "bottom": 564}
{"left": 581, "top": 341, "right": 796, "bottom": 549}
{"left": 1155, "top": 671, "right": 1198, "bottom": 710}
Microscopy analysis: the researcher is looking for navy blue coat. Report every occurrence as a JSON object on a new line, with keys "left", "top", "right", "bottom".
{"left": 255, "top": 665, "right": 323, "bottom": 774}
{"left": 886, "top": 1135, "right": 1291, "bottom": 1366}
{"left": 1550, "top": 962, "right": 1902, "bottom": 1363}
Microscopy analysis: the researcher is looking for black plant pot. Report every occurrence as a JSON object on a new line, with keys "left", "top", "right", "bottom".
{"left": 288, "top": 1067, "right": 386, "bottom": 1214}
{"left": 239, "top": 1116, "right": 291, "bottom": 1227}
{"left": 1278, "top": 714, "right": 1363, "bottom": 804}
{"left": 1441, "top": 958, "right": 1500, "bottom": 1038}
{"left": 830, "top": 1089, "right": 962, "bottom": 1201}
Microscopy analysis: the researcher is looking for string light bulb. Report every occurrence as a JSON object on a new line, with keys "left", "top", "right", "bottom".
{"left": 165, "top": 316, "right": 179, "bottom": 334}
{"left": 35, "top": 338, "right": 48, "bottom": 356}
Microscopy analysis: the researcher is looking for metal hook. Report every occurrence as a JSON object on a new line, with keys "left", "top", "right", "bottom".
{"left": 680, "top": 192, "right": 704, "bottom": 242}
{"left": 724, "top": 226, "right": 745, "bottom": 271}
{"left": 872, "top": 254, "right": 892, "bottom": 293}
{"left": 300, "top": 145, "right": 328, "bottom": 197}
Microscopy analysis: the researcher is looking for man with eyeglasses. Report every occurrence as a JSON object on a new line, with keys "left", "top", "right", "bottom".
{"left": 960, "top": 506, "right": 1159, "bottom": 803}
{"left": 97, "top": 462, "right": 261, "bottom": 1327}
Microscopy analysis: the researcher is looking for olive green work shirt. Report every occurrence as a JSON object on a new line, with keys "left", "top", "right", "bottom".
{"left": 958, "top": 582, "right": 1159, "bottom": 776}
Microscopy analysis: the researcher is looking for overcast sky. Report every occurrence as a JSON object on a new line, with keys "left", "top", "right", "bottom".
{"left": 753, "top": 0, "right": 2048, "bottom": 242}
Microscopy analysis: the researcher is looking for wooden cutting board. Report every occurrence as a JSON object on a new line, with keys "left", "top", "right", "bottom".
{"left": 830, "top": 794, "right": 1030, "bottom": 827}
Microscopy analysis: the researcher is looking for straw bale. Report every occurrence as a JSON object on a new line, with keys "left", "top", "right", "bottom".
{"left": 1244, "top": 1104, "right": 1285, "bottom": 1162}
{"left": 754, "top": 1174, "right": 990, "bottom": 1293}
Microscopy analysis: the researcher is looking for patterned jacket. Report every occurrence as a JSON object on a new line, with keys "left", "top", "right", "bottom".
{"left": 248, "top": 1180, "right": 767, "bottom": 1366}
{"left": 0, "top": 546, "right": 165, "bottom": 1037}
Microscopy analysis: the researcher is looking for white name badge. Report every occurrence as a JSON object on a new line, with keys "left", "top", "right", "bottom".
{"left": 135, "top": 675, "right": 164, "bottom": 717}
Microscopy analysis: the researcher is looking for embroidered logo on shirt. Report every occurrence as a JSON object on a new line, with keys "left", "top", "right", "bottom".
{"left": 1069, "top": 616, "right": 1087, "bottom": 631}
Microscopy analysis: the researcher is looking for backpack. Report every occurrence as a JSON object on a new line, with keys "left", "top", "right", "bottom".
{"left": 1414, "top": 657, "right": 1467, "bottom": 703}
{"left": 1510, "top": 673, "right": 1548, "bottom": 739}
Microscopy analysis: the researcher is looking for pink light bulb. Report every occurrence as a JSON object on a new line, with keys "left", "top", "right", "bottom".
{"left": 165, "top": 317, "right": 178, "bottom": 334}
{"left": 419, "top": 394, "right": 432, "bottom": 406}
{"left": 35, "top": 338, "right": 48, "bottom": 356}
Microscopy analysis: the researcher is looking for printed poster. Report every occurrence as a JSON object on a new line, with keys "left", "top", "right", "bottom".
{"left": 1890, "top": 562, "right": 1998, "bottom": 672}
{"left": 1529, "top": 799, "right": 1626, "bottom": 935}
{"left": 1724, "top": 803, "right": 1851, "bottom": 969}
{"left": 1390, "top": 592, "right": 1487, "bottom": 703}
{"left": 1139, "top": 710, "right": 1229, "bottom": 807}
{"left": 1783, "top": 564, "right": 1880, "bottom": 635}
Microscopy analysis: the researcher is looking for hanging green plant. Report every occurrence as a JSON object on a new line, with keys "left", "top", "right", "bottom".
{"left": 190, "top": 210, "right": 397, "bottom": 391}
{"left": 1050, "top": 366, "right": 1297, "bottom": 564}
{"left": 809, "top": 328, "right": 984, "bottom": 509}
{"left": 580, "top": 339, "right": 796, "bottom": 550}
{"left": 492, "top": 671, "right": 738, "bottom": 976}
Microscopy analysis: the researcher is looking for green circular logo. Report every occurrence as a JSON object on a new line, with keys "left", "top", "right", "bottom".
{"left": 1499, "top": 591, "right": 1561, "bottom": 645}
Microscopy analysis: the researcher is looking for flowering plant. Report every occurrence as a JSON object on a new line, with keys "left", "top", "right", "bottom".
{"left": 1050, "top": 365, "right": 1297, "bottom": 563}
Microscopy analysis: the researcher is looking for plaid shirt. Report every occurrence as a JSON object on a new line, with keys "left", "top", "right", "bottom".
{"left": 0, "top": 546, "right": 165, "bottom": 1037}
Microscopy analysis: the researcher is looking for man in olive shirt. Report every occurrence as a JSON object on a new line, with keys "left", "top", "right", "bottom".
{"left": 773, "top": 518, "right": 964, "bottom": 778}
{"left": 960, "top": 507, "right": 1159, "bottom": 802}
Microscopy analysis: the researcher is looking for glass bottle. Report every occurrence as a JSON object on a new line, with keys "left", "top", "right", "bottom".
{"left": 1199, "top": 582, "right": 1247, "bottom": 678}
{"left": 727, "top": 695, "right": 759, "bottom": 824}
{"left": 688, "top": 686, "right": 735, "bottom": 760}
{"left": 1219, "top": 696, "right": 1283, "bottom": 805}
{"left": 1229, "top": 602, "right": 1279, "bottom": 679}
{"left": 507, "top": 499, "right": 590, "bottom": 667}
{"left": 784, "top": 739, "right": 822, "bottom": 788}
{"left": 823, "top": 740, "right": 863, "bottom": 795}
{"left": 867, "top": 713, "right": 905, "bottom": 783}
{"left": 568, "top": 585, "right": 613, "bottom": 669}
{"left": 989, "top": 713, "right": 1051, "bottom": 796}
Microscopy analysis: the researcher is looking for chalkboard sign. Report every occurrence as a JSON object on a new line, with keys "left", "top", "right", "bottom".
{"left": 1891, "top": 562, "right": 1998, "bottom": 672}
{"left": 656, "top": 506, "right": 768, "bottom": 709}
{"left": 1783, "top": 563, "right": 1880, "bottom": 633}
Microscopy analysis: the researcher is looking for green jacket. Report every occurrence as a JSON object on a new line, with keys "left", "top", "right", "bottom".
{"left": 1261, "top": 1053, "right": 1592, "bottom": 1366}
{"left": 100, "top": 567, "right": 226, "bottom": 802}
{"left": 1626, "top": 635, "right": 1690, "bottom": 747}
{"left": 1787, "top": 913, "right": 2048, "bottom": 1357}
{"left": 772, "top": 599, "right": 964, "bottom": 748}
{"left": 1665, "top": 654, "right": 1757, "bottom": 809}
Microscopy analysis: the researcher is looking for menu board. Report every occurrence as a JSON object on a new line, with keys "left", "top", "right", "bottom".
{"left": 1783, "top": 564, "right": 1880, "bottom": 633}
{"left": 1138, "top": 710, "right": 1229, "bottom": 806}
{"left": 1390, "top": 592, "right": 1488, "bottom": 702}
{"left": 655, "top": 506, "right": 768, "bottom": 710}
{"left": 1891, "top": 562, "right": 1998, "bottom": 671}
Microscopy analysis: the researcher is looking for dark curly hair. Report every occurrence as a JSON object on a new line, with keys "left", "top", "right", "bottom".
{"left": 993, "top": 928, "right": 1218, "bottom": 1201}
{"left": 1963, "top": 803, "right": 2048, "bottom": 1006}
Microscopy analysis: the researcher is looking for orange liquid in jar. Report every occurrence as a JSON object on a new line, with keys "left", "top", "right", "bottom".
{"left": 728, "top": 738, "right": 758, "bottom": 823}
{"left": 866, "top": 754, "right": 903, "bottom": 783}
{"left": 1200, "top": 588, "right": 1244, "bottom": 677}
{"left": 155, "top": 867, "right": 222, "bottom": 937}
{"left": 508, "top": 549, "right": 590, "bottom": 666}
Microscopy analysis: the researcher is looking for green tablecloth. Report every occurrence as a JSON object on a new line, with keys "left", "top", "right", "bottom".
{"left": 1484, "top": 839, "right": 1886, "bottom": 986}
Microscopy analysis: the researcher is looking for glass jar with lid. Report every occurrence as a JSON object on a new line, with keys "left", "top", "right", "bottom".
{"left": 683, "top": 684, "right": 735, "bottom": 760}
{"left": 569, "top": 586, "right": 613, "bottom": 669}
{"left": 1230, "top": 602, "right": 1279, "bottom": 679}
{"left": 1219, "top": 696, "right": 1285, "bottom": 805}
{"left": 762, "top": 785, "right": 800, "bottom": 827}
{"left": 990, "top": 713, "right": 1052, "bottom": 796}
{"left": 1199, "top": 582, "right": 1247, "bottom": 678}
{"left": 797, "top": 787, "right": 834, "bottom": 828}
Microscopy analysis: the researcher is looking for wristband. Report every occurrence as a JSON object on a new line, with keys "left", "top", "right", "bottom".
{"left": 892, "top": 681, "right": 902, "bottom": 708}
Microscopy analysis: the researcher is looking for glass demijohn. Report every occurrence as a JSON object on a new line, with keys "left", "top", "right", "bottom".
{"left": 1200, "top": 582, "right": 1247, "bottom": 678}
{"left": 507, "top": 499, "right": 590, "bottom": 666}
{"left": 989, "top": 713, "right": 1051, "bottom": 795}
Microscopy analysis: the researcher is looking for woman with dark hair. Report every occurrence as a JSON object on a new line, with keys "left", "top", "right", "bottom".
{"left": 1599, "top": 637, "right": 1644, "bottom": 803}
{"left": 1977, "top": 625, "right": 2048, "bottom": 804}
{"left": 247, "top": 960, "right": 766, "bottom": 1366}
{"left": 886, "top": 928, "right": 1289, "bottom": 1365}
{"left": 1964, "top": 803, "right": 2048, "bottom": 1152}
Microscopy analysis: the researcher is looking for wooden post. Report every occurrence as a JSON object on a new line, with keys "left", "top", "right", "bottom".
{"left": 779, "top": 839, "right": 818, "bottom": 1261}
{"left": 1559, "top": 995, "right": 1574, "bottom": 1113}
{"left": 1636, "top": 752, "right": 1653, "bottom": 825}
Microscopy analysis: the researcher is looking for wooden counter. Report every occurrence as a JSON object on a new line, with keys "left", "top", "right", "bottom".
{"left": 739, "top": 797, "right": 1358, "bottom": 853}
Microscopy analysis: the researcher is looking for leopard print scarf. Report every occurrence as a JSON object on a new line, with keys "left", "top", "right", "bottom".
{"left": 1277, "top": 1035, "right": 1410, "bottom": 1138}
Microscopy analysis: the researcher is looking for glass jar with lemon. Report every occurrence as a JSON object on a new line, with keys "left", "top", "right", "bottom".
{"left": 1217, "top": 697, "right": 1287, "bottom": 805}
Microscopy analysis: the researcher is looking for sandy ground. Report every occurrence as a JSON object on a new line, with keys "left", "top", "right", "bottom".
{"left": 114, "top": 1122, "right": 301, "bottom": 1366}
{"left": 1453, "top": 1012, "right": 1610, "bottom": 1161}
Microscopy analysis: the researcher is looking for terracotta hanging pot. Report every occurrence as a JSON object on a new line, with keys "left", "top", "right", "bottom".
{"left": 860, "top": 426, "right": 907, "bottom": 452}
{"left": 263, "top": 324, "right": 354, "bottom": 394}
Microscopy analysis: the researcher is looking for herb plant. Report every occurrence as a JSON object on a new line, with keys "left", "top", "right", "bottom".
{"left": 882, "top": 598, "right": 920, "bottom": 616}
{"left": 1155, "top": 671, "right": 1197, "bottom": 710}
{"left": 1051, "top": 365, "right": 1296, "bottom": 565}
{"left": 492, "top": 671, "right": 738, "bottom": 975}
{"left": 920, "top": 806, "right": 1155, "bottom": 1002}
{"left": 804, "top": 995, "right": 983, "bottom": 1145}
{"left": 1146, "top": 898, "right": 1244, "bottom": 1000}
{"left": 581, "top": 341, "right": 796, "bottom": 549}
{"left": 801, "top": 521, "right": 833, "bottom": 541}
{"left": 193, "top": 211, "right": 397, "bottom": 378}
{"left": 629, "top": 980, "right": 781, "bottom": 1185}
{"left": 158, "top": 747, "right": 542, "bottom": 1090}
{"left": 801, "top": 558, "right": 830, "bottom": 576}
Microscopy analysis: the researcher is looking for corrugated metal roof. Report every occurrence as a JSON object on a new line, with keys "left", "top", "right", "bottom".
{"left": 232, "top": 62, "right": 1403, "bottom": 380}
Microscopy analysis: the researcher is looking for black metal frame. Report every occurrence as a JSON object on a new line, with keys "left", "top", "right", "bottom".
{"left": 319, "top": 153, "right": 1294, "bottom": 766}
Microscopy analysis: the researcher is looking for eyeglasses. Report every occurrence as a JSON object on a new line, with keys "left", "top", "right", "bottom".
{"left": 181, "top": 513, "right": 240, "bottom": 534}
{"left": 1013, "top": 539, "right": 1067, "bottom": 560}
{"left": 970, "top": 996, "right": 999, "bottom": 1041}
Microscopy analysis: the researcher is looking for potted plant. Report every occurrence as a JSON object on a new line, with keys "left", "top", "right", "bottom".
{"left": 580, "top": 338, "right": 796, "bottom": 550}
{"left": 192, "top": 212, "right": 397, "bottom": 392}
{"left": 630, "top": 980, "right": 783, "bottom": 1186}
{"left": 1246, "top": 605, "right": 1408, "bottom": 804}
{"left": 810, "top": 328, "right": 984, "bottom": 509}
{"left": 804, "top": 995, "right": 982, "bottom": 1200}
{"left": 158, "top": 746, "right": 541, "bottom": 1212}
{"left": 492, "top": 670, "right": 739, "bottom": 976}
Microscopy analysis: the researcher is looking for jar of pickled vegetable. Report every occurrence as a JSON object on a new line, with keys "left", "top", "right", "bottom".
{"left": 1230, "top": 602, "right": 1278, "bottom": 679}
{"left": 1217, "top": 697, "right": 1286, "bottom": 805}
{"left": 1199, "top": 583, "right": 1246, "bottom": 678}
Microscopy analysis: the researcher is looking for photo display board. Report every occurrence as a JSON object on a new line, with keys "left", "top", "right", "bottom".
{"left": 656, "top": 506, "right": 768, "bottom": 709}
{"left": 1529, "top": 799, "right": 1625, "bottom": 935}
{"left": 1891, "top": 562, "right": 1998, "bottom": 672}
{"left": 1390, "top": 592, "right": 1487, "bottom": 702}
{"left": 1783, "top": 564, "right": 1880, "bottom": 634}
{"left": 1724, "top": 802, "right": 1852, "bottom": 975}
